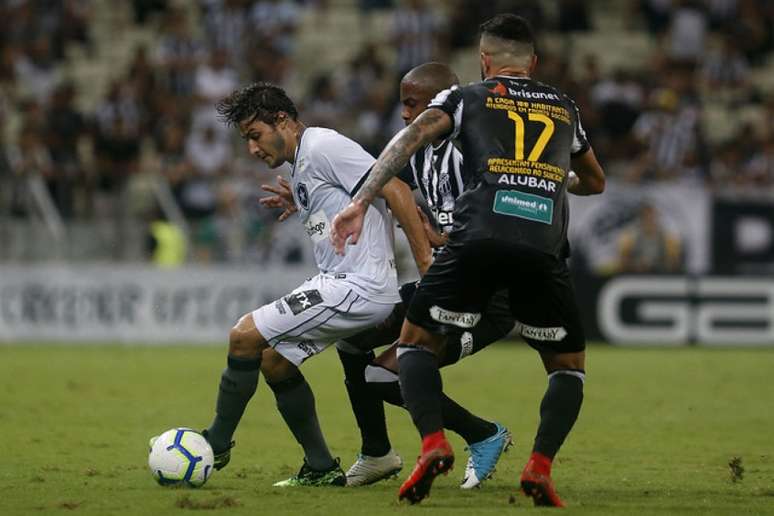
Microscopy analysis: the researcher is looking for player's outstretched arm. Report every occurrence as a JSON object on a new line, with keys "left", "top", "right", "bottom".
{"left": 259, "top": 175, "right": 298, "bottom": 221}
{"left": 331, "top": 108, "right": 451, "bottom": 255}
{"left": 380, "top": 178, "right": 433, "bottom": 275}
{"left": 568, "top": 148, "right": 606, "bottom": 195}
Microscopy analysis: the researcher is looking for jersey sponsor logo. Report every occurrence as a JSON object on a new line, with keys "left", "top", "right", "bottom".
{"left": 283, "top": 289, "right": 323, "bottom": 315}
{"left": 429, "top": 306, "right": 481, "bottom": 328}
{"left": 303, "top": 209, "right": 330, "bottom": 244}
{"left": 506, "top": 88, "right": 561, "bottom": 101}
{"left": 297, "top": 339, "right": 321, "bottom": 358}
{"left": 459, "top": 331, "right": 474, "bottom": 359}
{"left": 435, "top": 209, "right": 454, "bottom": 227}
{"left": 295, "top": 182, "right": 310, "bottom": 209}
{"left": 497, "top": 174, "right": 557, "bottom": 193}
{"left": 493, "top": 190, "right": 553, "bottom": 224}
{"left": 274, "top": 299, "right": 287, "bottom": 315}
{"left": 515, "top": 322, "right": 567, "bottom": 342}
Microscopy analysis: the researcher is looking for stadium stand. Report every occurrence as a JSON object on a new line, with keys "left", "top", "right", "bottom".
{"left": 1, "top": 0, "right": 773, "bottom": 269}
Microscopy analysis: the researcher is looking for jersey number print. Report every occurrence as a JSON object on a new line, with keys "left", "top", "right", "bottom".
{"left": 507, "top": 111, "right": 555, "bottom": 162}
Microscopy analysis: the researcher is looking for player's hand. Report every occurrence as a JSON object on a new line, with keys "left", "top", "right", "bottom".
{"left": 260, "top": 176, "right": 297, "bottom": 221}
{"left": 417, "top": 207, "right": 448, "bottom": 249}
{"left": 567, "top": 171, "right": 580, "bottom": 193}
{"left": 331, "top": 199, "right": 368, "bottom": 255}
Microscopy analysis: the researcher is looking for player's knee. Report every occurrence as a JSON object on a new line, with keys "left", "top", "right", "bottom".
{"left": 228, "top": 315, "right": 265, "bottom": 358}
{"left": 542, "top": 350, "right": 585, "bottom": 373}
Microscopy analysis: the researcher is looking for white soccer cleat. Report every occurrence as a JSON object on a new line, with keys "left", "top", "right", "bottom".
{"left": 345, "top": 449, "right": 403, "bottom": 486}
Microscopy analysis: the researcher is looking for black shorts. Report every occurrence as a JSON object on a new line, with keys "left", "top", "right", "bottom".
{"left": 342, "top": 283, "right": 515, "bottom": 364}
{"left": 406, "top": 239, "right": 585, "bottom": 354}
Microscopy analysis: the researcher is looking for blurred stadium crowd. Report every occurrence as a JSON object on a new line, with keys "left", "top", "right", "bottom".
{"left": 0, "top": 0, "right": 773, "bottom": 267}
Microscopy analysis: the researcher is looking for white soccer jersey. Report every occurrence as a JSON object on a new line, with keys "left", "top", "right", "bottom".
{"left": 289, "top": 127, "right": 399, "bottom": 304}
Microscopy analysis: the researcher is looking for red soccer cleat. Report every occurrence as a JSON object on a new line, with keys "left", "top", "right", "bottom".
{"left": 520, "top": 453, "right": 566, "bottom": 508}
{"left": 398, "top": 432, "right": 455, "bottom": 504}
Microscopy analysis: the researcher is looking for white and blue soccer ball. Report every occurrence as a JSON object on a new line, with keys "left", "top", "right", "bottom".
{"left": 148, "top": 428, "right": 214, "bottom": 487}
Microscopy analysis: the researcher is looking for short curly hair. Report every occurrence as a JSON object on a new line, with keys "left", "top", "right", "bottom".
{"left": 479, "top": 14, "right": 535, "bottom": 47}
{"left": 216, "top": 82, "right": 298, "bottom": 127}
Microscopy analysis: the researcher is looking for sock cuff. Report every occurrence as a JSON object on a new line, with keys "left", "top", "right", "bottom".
{"left": 365, "top": 364, "right": 399, "bottom": 383}
{"left": 267, "top": 371, "right": 306, "bottom": 393}
{"left": 396, "top": 343, "right": 435, "bottom": 358}
{"left": 227, "top": 354, "right": 261, "bottom": 371}
{"left": 548, "top": 369, "right": 586, "bottom": 383}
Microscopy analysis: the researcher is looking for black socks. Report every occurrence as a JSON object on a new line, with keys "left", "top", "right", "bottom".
{"left": 533, "top": 370, "right": 585, "bottom": 459}
{"left": 397, "top": 345, "right": 444, "bottom": 437}
{"left": 206, "top": 354, "right": 260, "bottom": 453}
{"left": 267, "top": 371, "right": 336, "bottom": 471}
{"left": 337, "top": 347, "right": 391, "bottom": 457}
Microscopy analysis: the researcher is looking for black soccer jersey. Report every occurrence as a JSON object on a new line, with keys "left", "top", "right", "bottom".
{"left": 429, "top": 75, "right": 590, "bottom": 257}
{"left": 398, "top": 139, "right": 464, "bottom": 235}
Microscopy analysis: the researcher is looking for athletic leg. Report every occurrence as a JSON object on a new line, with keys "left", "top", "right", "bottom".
{"left": 396, "top": 320, "right": 455, "bottom": 503}
{"left": 512, "top": 257, "right": 586, "bottom": 508}
{"left": 204, "top": 313, "right": 266, "bottom": 469}
{"left": 368, "top": 341, "right": 510, "bottom": 489}
{"left": 261, "top": 348, "right": 338, "bottom": 474}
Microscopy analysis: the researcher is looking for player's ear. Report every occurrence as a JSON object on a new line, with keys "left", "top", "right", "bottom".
{"left": 528, "top": 54, "right": 538, "bottom": 74}
{"left": 480, "top": 52, "right": 492, "bottom": 77}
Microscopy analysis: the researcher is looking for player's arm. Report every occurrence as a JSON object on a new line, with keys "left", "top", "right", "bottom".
{"left": 379, "top": 177, "right": 433, "bottom": 276}
{"left": 356, "top": 108, "right": 451, "bottom": 205}
{"left": 568, "top": 148, "right": 606, "bottom": 195}
{"left": 331, "top": 109, "right": 451, "bottom": 254}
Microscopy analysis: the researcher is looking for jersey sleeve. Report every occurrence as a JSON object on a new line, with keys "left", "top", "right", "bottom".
{"left": 313, "top": 132, "right": 376, "bottom": 196}
{"left": 428, "top": 85, "right": 464, "bottom": 140}
{"left": 568, "top": 97, "right": 591, "bottom": 157}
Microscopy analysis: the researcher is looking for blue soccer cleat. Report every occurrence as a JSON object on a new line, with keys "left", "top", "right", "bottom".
{"left": 460, "top": 422, "right": 512, "bottom": 489}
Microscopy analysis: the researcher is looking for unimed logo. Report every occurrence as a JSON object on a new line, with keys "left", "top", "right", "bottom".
{"left": 598, "top": 276, "right": 774, "bottom": 345}
{"left": 493, "top": 190, "right": 553, "bottom": 224}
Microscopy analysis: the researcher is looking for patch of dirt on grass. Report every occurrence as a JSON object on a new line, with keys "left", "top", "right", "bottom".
{"left": 729, "top": 456, "right": 744, "bottom": 482}
{"left": 175, "top": 495, "right": 240, "bottom": 510}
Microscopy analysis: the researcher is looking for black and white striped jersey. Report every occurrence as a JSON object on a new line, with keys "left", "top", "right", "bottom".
{"left": 398, "top": 139, "right": 464, "bottom": 236}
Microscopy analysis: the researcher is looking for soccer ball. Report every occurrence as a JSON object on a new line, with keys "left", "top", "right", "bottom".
{"left": 148, "top": 428, "right": 214, "bottom": 487}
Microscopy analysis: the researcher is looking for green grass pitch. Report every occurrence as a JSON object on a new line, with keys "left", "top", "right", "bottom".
{"left": 1, "top": 343, "right": 773, "bottom": 515}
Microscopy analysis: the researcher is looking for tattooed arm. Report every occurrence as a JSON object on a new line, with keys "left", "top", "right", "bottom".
{"left": 331, "top": 109, "right": 452, "bottom": 254}
{"left": 356, "top": 109, "right": 451, "bottom": 204}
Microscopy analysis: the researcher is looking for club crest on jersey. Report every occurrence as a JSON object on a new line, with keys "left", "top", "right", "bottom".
{"left": 283, "top": 289, "right": 323, "bottom": 315}
{"left": 295, "top": 182, "right": 309, "bottom": 210}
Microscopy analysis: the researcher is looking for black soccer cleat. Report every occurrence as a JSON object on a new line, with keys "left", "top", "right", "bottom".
{"left": 201, "top": 429, "right": 235, "bottom": 471}
{"left": 273, "top": 458, "right": 347, "bottom": 487}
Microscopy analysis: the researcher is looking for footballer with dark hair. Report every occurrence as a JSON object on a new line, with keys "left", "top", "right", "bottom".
{"left": 332, "top": 14, "right": 605, "bottom": 506}
{"left": 190, "top": 81, "right": 433, "bottom": 486}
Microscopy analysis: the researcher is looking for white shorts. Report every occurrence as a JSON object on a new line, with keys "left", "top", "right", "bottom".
{"left": 251, "top": 274, "right": 395, "bottom": 366}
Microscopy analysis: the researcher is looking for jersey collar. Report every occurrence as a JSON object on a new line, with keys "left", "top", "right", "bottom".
{"left": 493, "top": 74, "right": 532, "bottom": 81}
{"left": 290, "top": 127, "right": 307, "bottom": 177}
